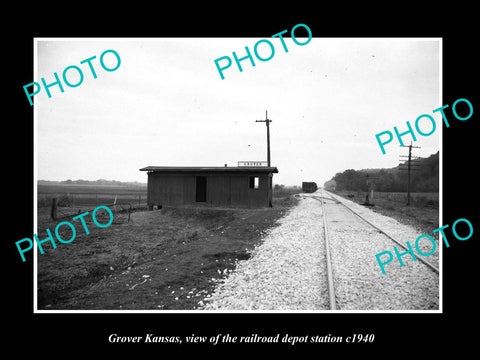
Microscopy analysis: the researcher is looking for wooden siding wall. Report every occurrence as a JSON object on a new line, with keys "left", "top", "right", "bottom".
{"left": 147, "top": 172, "right": 272, "bottom": 208}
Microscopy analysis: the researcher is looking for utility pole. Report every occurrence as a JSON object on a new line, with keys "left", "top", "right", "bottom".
{"left": 256, "top": 110, "right": 273, "bottom": 207}
{"left": 399, "top": 142, "right": 421, "bottom": 206}
{"left": 255, "top": 110, "right": 272, "bottom": 167}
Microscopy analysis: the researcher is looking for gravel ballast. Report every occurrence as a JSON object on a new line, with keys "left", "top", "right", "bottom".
{"left": 323, "top": 191, "right": 439, "bottom": 310}
{"left": 201, "top": 192, "right": 440, "bottom": 311}
{"left": 202, "top": 197, "right": 330, "bottom": 310}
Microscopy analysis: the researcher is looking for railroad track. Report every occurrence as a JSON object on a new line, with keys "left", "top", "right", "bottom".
{"left": 305, "top": 189, "right": 439, "bottom": 310}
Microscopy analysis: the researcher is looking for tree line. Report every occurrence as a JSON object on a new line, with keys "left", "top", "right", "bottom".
{"left": 326, "top": 152, "right": 439, "bottom": 192}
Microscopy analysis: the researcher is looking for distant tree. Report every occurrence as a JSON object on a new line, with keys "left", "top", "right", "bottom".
{"left": 324, "top": 179, "right": 336, "bottom": 190}
{"left": 333, "top": 169, "right": 366, "bottom": 191}
{"left": 374, "top": 170, "right": 395, "bottom": 191}
{"left": 328, "top": 152, "right": 439, "bottom": 193}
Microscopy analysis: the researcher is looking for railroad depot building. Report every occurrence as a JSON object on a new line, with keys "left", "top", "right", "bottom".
{"left": 139, "top": 166, "right": 279, "bottom": 208}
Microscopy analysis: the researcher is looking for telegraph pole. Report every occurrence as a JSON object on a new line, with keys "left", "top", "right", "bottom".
{"left": 255, "top": 110, "right": 272, "bottom": 166}
{"left": 256, "top": 110, "right": 273, "bottom": 207}
{"left": 400, "top": 142, "right": 421, "bottom": 206}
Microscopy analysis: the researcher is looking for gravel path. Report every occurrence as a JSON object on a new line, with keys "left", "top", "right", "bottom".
{"left": 202, "top": 197, "right": 330, "bottom": 310}
{"left": 200, "top": 191, "right": 439, "bottom": 311}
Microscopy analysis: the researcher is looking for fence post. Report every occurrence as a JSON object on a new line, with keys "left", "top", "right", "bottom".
{"left": 51, "top": 197, "right": 58, "bottom": 220}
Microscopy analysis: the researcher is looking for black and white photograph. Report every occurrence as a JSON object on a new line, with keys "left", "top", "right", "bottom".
{"left": 33, "top": 37, "right": 441, "bottom": 312}
{"left": 6, "top": 7, "right": 478, "bottom": 355}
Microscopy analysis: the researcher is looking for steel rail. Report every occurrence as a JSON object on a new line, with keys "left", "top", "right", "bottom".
{"left": 316, "top": 191, "right": 439, "bottom": 274}
{"left": 319, "top": 188, "right": 337, "bottom": 310}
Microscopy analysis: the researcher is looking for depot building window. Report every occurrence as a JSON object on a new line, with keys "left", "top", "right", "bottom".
{"left": 249, "top": 176, "right": 259, "bottom": 189}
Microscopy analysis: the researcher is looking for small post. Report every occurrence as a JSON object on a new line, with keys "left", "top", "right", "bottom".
{"left": 51, "top": 197, "right": 58, "bottom": 220}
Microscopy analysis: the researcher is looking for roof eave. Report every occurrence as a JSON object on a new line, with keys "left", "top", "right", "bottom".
{"left": 139, "top": 166, "right": 279, "bottom": 174}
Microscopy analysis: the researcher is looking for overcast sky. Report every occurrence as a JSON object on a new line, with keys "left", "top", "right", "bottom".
{"left": 35, "top": 37, "right": 441, "bottom": 186}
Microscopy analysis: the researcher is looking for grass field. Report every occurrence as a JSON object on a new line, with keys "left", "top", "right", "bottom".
{"left": 37, "top": 184, "right": 148, "bottom": 208}
{"left": 36, "top": 184, "right": 300, "bottom": 310}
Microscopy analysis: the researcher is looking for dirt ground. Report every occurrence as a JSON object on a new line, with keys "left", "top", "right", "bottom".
{"left": 36, "top": 195, "right": 298, "bottom": 310}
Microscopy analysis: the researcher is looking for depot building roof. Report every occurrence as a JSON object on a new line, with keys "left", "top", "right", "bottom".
{"left": 139, "top": 166, "right": 279, "bottom": 174}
